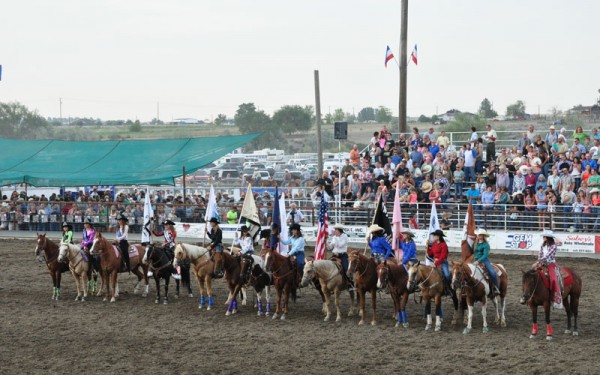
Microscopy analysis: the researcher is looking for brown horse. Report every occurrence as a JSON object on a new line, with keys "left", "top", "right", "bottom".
{"left": 174, "top": 243, "right": 214, "bottom": 310}
{"left": 35, "top": 234, "right": 70, "bottom": 300}
{"left": 376, "top": 260, "right": 413, "bottom": 328}
{"left": 407, "top": 261, "right": 460, "bottom": 331}
{"left": 239, "top": 253, "right": 272, "bottom": 316}
{"left": 521, "top": 266, "right": 582, "bottom": 340}
{"left": 347, "top": 250, "right": 378, "bottom": 326}
{"left": 213, "top": 250, "right": 244, "bottom": 316}
{"left": 90, "top": 232, "right": 148, "bottom": 302}
{"left": 263, "top": 248, "right": 297, "bottom": 320}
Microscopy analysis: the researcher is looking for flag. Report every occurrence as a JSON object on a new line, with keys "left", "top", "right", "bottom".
{"left": 314, "top": 193, "right": 329, "bottom": 260}
{"left": 385, "top": 46, "right": 395, "bottom": 68}
{"left": 278, "top": 192, "right": 289, "bottom": 255}
{"left": 463, "top": 201, "right": 476, "bottom": 247}
{"left": 0, "top": 65, "right": 2, "bottom": 81}
{"left": 240, "top": 184, "right": 261, "bottom": 241}
{"left": 391, "top": 186, "right": 404, "bottom": 259}
{"left": 373, "top": 193, "right": 393, "bottom": 246}
{"left": 141, "top": 187, "right": 154, "bottom": 244}
{"left": 204, "top": 184, "right": 218, "bottom": 223}
{"left": 270, "top": 186, "right": 281, "bottom": 252}
{"left": 410, "top": 44, "right": 418, "bottom": 65}
{"left": 426, "top": 202, "right": 441, "bottom": 266}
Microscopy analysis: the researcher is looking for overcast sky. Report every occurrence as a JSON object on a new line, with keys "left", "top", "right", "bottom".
{"left": 1, "top": 0, "right": 598, "bottom": 121}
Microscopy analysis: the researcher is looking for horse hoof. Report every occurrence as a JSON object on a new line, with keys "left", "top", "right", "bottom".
{"left": 206, "top": 306, "right": 212, "bottom": 311}
{"left": 336, "top": 317, "right": 342, "bottom": 323}
{"left": 155, "top": 299, "right": 159, "bottom": 304}
{"left": 348, "top": 311, "right": 354, "bottom": 317}
{"left": 74, "top": 296, "right": 80, "bottom": 301}
{"left": 482, "top": 326, "right": 489, "bottom": 334}
{"left": 425, "top": 324, "right": 432, "bottom": 331}
{"left": 272, "top": 314, "right": 278, "bottom": 320}
{"left": 451, "top": 319, "right": 457, "bottom": 327}
{"left": 163, "top": 300, "right": 168, "bottom": 305}
{"left": 463, "top": 328, "right": 471, "bottom": 335}
{"left": 546, "top": 336, "right": 553, "bottom": 341}
{"left": 110, "top": 297, "right": 116, "bottom": 303}
{"left": 257, "top": 312, "right": 262, "bottom": 317}
{"left": 573, "top": 331, "right": 579, "bottom": 336}
{"left": 358, "top": 320, "right": 364, "bottom": 326}
{"left": 242, "top": 300, "right": 247, "bottom": 306}
{"left": 188, "top": 293, "right": 193, "bottom": 298}
{"left": 198, "top": 305, "right": 203, "bottom": 309}
{"left": 501, "top": 320, "right": 507, "bottom": 328}
{"left": 564, "top": 329, "right": 572, "bottom": 335}
{"left": 226, "top": 311, "right": 231, "bottom": 316}
{"left": 435, "top": 326, "right": 442, "bottom": 332}
{"left": 265, "top": 312, "right": 270, "bottom": 317}
{"left": 324, "top": 316, "right": 330, "bottom": 322}
{"left": 103, "top": 298, "right": 107, "bottom": 302}
{"left": 280, "top": 314, "right": 286, "bottom": 320}
{"left": 232, "top": 309, "right": 237, "bottom": 315}
{"left": 529, "top": 334, "right": 536, "bottom": 339}
{"left": 402, "top": 323, "right": 409, "bottom": 328}
{"left": 371, "top": 321, "right": 376, "bottom": 326}
{"left": 395, "top": 322, "right": 400, "bottom": 328}
{"left": 142, "top": 293, "right": 148, "bottom": 297}
{"left": 174, "top": 294, "right": 179, "bottom": 299}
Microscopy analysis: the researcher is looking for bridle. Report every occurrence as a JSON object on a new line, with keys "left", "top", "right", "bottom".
{"left": 37, "top": 236, "right": 58, "bottom": 265}
{"left": 408, "top": 263, "right": 437, "bottom": 289}
{"left": 348, "top": 254, "right": 371, "bottom": 279}
{"left": 376, "top": 264, "right": 389, "bottom": 288}
{"left": 266, "top": 250, "right": 295, "bottom": 280}
{"left": 147, "top": 245, "right": 172, "bottom": 273}
{"left": 522, "top": 270, "right": 541, "bottom": 305}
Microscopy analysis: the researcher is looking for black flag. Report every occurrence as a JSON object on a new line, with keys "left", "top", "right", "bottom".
{"left": 373, "top": 193, "right": 393, "bottom": 247}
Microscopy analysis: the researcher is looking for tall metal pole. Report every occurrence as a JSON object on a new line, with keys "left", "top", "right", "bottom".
{"left": 399, "top": 0, "right": 409, "bottom": 134}
{"left": 59, "top": 98, "right": 63, "bottom": 120}
{"left": 314, "top": 70, "right": 323, "bottom": 176}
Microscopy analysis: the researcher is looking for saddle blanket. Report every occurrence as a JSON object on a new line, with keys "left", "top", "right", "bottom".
{"left": 111, "top": 245, "right": 139, "bottom": 259}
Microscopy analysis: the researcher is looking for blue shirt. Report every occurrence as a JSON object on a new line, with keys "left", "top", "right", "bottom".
{"left": 400, "top": 241, "right": 417, "bottom": 265}
{"left": 429, "top": 145, "right": 440, "bottom": 159}
{"left": 390, "top": 155, "right": 402, "bottom": 166}
{"left": 280, "top": 236, "right": 305, "bottom": 256}
{"left": 466, "top": 188, "right": 480, "bottom": 203}
{"left": 481, "top": 191, "right": 495, "bottom": 205}
{"left": 369, "top": 236, "right": 392, "bottom": 258}
{"left": 583, "top": 159, "right": 598, "bottom": 171}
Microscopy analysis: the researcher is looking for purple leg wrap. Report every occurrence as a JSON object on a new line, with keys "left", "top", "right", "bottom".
{"left": 257, "top": 300, "right": 263, "bottom": 313}
{"left": 266, "top": 301, "right": 271, "bottom": 312}
{"left": 227, "top": 300, "right": 234, "bottom": 312}
{"left": 233, "top": 300, "right": 238, "bottom": 310}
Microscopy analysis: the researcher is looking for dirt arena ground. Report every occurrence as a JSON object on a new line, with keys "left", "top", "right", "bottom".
{"left": 1, "top": 238, "right": 599, "bottom": 375}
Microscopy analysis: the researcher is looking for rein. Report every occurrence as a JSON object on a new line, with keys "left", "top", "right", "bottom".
{"left": 524, "top": 271, "right": 542, "bottom": 305}
{"left": 417, "top": 265, "right": 438, "bottom": 289}
{"left": 148, "top": 246, "right": 173, "bottom": 274}
{"left": 350, "top": 256, "right": 372, "bottom": 280}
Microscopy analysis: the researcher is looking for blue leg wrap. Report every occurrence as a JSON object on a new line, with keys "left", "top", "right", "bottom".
{"left": 208, "top": 295, "right": 214, "bottom": 306}
{"left": 200, "top": 295, "right": 206, "bottom": 305}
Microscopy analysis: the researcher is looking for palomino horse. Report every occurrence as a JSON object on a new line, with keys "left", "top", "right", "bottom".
{"left": 174, "top": 243, "right": 214, "bottom": 310}
{"left": 347, "top": 250, "right": 378, "bottom": 326}
{"left": 239, "top": 253, "right": 272, "bottom": 316}
{"left": 376, "top": 260, "right": 414, "bottom": 328}
{"left": 143, "top": 243, "right": 179, "bottom": 304}
{"left": 213, "top": 250, "right": 244, "bottom": 316}
{"left": 407, "top": 261, "right": 460, "bottom": 332}
{"left": 58, "top": 243, "right": 91, "bottom": 301}
{"left": 301, "top": 259, "right": 355, "bottom": 322}
{"left": 35, "top": 234, "right": 70, "bottom": 300}
{"left": 263, "top": 248, "right": 297, "bottom": 320}
{"left": 521, "top": 266, "right": 582, "bottom": 340}
{"left": 91, "top": 232, "right": 149, "bottom": 302}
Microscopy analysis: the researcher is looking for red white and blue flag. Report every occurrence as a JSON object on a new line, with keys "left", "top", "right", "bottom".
{"left": 385, "top": 46, "right": 395, "bottom": 68}
{"left": 313, "top": 193, "right": 329, "bottom": 260}
{"left": 410, "top": 44, "right": 418, "bottom": 65}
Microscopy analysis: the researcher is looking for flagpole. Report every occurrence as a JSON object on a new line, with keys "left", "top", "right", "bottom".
{"left": 364, "top": 192, "right": 382, "bottom": 255}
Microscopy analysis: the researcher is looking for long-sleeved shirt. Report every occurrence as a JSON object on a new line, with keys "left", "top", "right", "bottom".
{"left": 280, "top": 236, "right": 305, "bottom": 256}
{"left": 400, "top": 241, "right": 417, "bottom": 265}
{"left": 152, "top": 228, "right": 176, "bottom": 247}
{"left": 116, "top": 225, "right": 129, "bottom": 241}
{"left": 81, "top": 228, "right": 95, "bottom": 248}
{"left": 207, "top": 227, "right": 223, "bottom": 247}
{"left": 427, "top": 241, "right": 448, "bottom": 266}
{"left": 496, "top": 173, "right": 509, "bottom": 189}
{"left": 481, "top": 191, "right": 495, "bottom": 206}
{"left": 327, "top": 233, "right": 348, "bottom": 255}
{"left": 62, "top": 230, "right": 73, "bottom": 244}
{"left": 472, "top": 241, "right": 490, "bottom": 263}
{"left": 369, "top": 236, "right": 392, "bottom": 258}
{"left": 538, "top": 243, "right": 557, "bottom": 265}
{"left": 233, "top": 235, "right": 254, "bottom": 254}
{"left": 512, "top": 175, "right": 526, "bottom": 193}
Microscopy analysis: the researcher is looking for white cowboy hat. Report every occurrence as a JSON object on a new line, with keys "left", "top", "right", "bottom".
{"left": 512, "top": 157, "right": 522, "bottom": 166}
{"left": 421, "top": 164, "right": 433, "bottom": 174}
{"left": 368, "top": 224, "right": 384, "bottom": 233}
{"left": 401, "top": 229, "right": 415, "bottom": 237}
{"left": 519, "top": 165, "right": 530, "bottom": 175}
{"left": 333, "top": 223, "right": 344, "bottom": 231}
{"left": 541, "top": 229, "right": 555, "bottom": 238}
{"left": 561, "top": 191, "right": 574, "bottom": 204}
{"left": 421, "top": 181, "right": 433, "bottom": 193}
{"left": 512, "top": 190, "right": 524, "bottom": 197}
{"left": 531, "top": 157, "right": 542, "bottom": 166}
{"left": 590, "top": 188, "right": 600, "bottom": 194}
{"left": 413, "top": 168, "right": 422, "bottom": 178}
{"left": 475, "top": 228, "right": 490, "bottom": 237}
{"left": 549, "top": 125, "right": 556, "bottom": 130}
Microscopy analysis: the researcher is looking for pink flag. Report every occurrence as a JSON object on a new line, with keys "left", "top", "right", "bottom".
{"left": 392, "top": 186, "right": 404, "bottom": 259}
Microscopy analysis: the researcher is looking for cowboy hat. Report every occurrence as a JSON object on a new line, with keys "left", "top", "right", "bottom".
{"left": 259, "top": 229, "right": 271, "bottom": 239}
{"left": 117, "top": 215, "right": 129, "bottom": 222}
{"left": 163, "top": 219, "right": 176, "bottom": 226}
{"left": 333, "top": 223, "right": 345, "bottom": 231}
{"left": 209, "top": 217, "right": 219, "bottom": 224}
{"left": 413, "top": 168, "right": 422, "bottom": 178}
{"left": 512, "top": 157, "right": 522, "bottom": 166}
{"left": 368, "top": 224, "right": 384, "bottom": 233}
{"left": 549, "top": 125, "right": 556, "bottom": 130}
{"left": 541, "top": 229, "right": 555, "bottom": 238}
{"left": 239, "top": 225, "right": 249, "bottom": 232}
{"left": 62, "top": 222, "right": 73, "bottom": 230}
{"left": 421, "top": 181, "right": 433, "bottom": 193}
{"left": 421, "top": 164, "right": 433, "bottom": 174}
{"left": 401, "top": 230, "right": 415, "bottom": 237}
{"left": 531, "top": 157, "right": 542, "bottom": 166}
{"left": 475, "top": 228, "right": 490, "bottom": 237}
{"left": 430, "top": 229, "right": 446, "bottom": 237}
{"left": 561, "top": 191, "right": 575, "bottom": 204}
{"left": 519, "top": 165, "right": 530, "bottom": 175}
{"left": 84, "top": 218, "right": 94, "bottom": 226}
{"left": 289, "top": 223, "right": 302, "bottom": 231}
{"left": 590, "top": 188, "right": 600, "bottom": 194}
{"left": 512, "top": 190, "right": 524, "bottom": 197}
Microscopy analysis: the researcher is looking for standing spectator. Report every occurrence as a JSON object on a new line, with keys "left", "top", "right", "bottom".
{"left": 469, "top": 127, "right": 479, "bottom": 146}
{"left": 436, "top": 131, "right": 450, "bottom": 150}
{"left": 546, "top": 125, "right": 559, "bottom": 147}
{"left": 518, "top": 133, "right": 531, "bottom": 152}
{"left": 483, "top": 124, "right": 497, "bottom": 163}
{"left": 513, "top": 169, "right": 526, "bottom": 194}
{"left": 496, "top": 165, "right": 509, "bottom": 191}
{"left": 463, "top": 143, "right": 476, "bottom": 182}
{"left": 572, "top": 126, "right": 588, "bottom": 144}
{"left": 526, "top": 124, "right": 537, "bottom": 143}
{"left": 453, "top": 165, "right": 465, "bottom": 202}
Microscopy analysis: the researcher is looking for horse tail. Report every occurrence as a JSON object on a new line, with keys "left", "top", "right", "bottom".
{"left": 181, "top": 262, "right": 191, "bottom": 290}
{"left": 291, "top": 283, "right": 297, "bottom": 303}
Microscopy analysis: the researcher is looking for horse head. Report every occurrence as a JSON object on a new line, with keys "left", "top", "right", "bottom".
{"left": 143, "top": 243, "right": 155, "bottom": 265}
{"left": 58, "top": 243, "right": 70, "bottom": 263}
{"left": 173, "top": 244, "right": 186, "bottom": 268}
{"left": 521, "top": 269, "right": 539, "bottom": 305}
{"left": 406, "top": 260, "right": 421, "bottom": 290}
{"left": 450, "top": 260, "right": 465, "bottom": 291}
{"left": 376, "top": 262, "right": 390, "bottom": 289}
{"left": 35, "top": 233, "right": 47, "bottom": 257}
{"left": 90, "top": 232, "right": 103, "bottom": 255}
{"left": 212, "top": 251, "right": 225, "bottom": 279}
{"left": 239, "top": 254, "right": 255, "bottom": 284}
{"left": 264, "top": 249, "right": 274, "bottom": 273}
{"left": 300, "top": 260, "right": 315, "bottom": 288}
{"left": 346, "top": 250, "right": 360, "bottom": 279}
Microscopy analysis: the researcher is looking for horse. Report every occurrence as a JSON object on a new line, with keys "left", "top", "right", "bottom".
{"left": 301, "top": 259, "right": 355, "bottom": 322}
{"left": 213, "top": 250, "right": 244, "bottom": 316}
{"left": 239, "top": 253, "right": 272, "bottom": 316}
{"left": 347, "top": 250, "right": 378, "bottom": 326}
{"left": 90, "top": 232, "right": 149, "bottom": 302}
{"left": 34, "top": 234, "right": 70, "bottom": 300}
{"left": 174, "top": 243, "right": 214, "bottom": 310}
{"left": 143, "top": 243, "right": 182, "bottom": 304}
{"left": 263, "top": 248, "right": 297, "bottom": 320}
{"left": 376, "top": 260, "right": 413, "bottom": 328}
{"left": 58, "top": 243, "right": 92, "bottom": 301}
{"left": 407, "top": 261, "right": 460, "bottom": 331}
{"left": 450, "top": 261, "right": 492, "bottom": 334}
{"left": 521, "top": 266, "right": 582, "bottom": 340}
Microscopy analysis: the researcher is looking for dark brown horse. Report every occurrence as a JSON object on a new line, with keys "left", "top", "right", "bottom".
{"left": 213, "top": 250, "right": 244, "bottom": 316}
{"left": 263, "top": 248, "right": 297, "bottom": 320}
{"left": 35, "top": 234, "right": 70, "bottom": 300}
{"left": 521, "top": 266, "right": 582, "bottom": 340}
{"left": 376, "top": 260, "right": 413, "bottom": 328}
{"left": 239, "top": 254, "right": 272, "bottom": 316}
{"left": 347, "top": 250, "right": 378, "bottom": 326}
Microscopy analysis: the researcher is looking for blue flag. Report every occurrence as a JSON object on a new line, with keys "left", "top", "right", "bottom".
{"left": 0, "top": 65, "right": 2, "bottom": 81}
{"left": 270, "top": 186, "right": 280, "bottom": 251}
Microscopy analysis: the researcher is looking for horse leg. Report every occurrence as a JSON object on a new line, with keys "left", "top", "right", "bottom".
{"left": 530, "top": 305, "right": 539, "bottom": 339}
{"left": 206, "top": 276, "right": 214, "bottom": 310}
{"left": 154, "top": 276, "right": 161, "bottom": 304}
{"left": 392, "top": 292, "right": 401, "bottom": 327}
{"left": 55, "top": 272, "right": 62, "bottom": 300}
{"left": 334, "top": 288, "right": 342, "bottom": 322}
{"left": 265, "top": 286, "right": 271, "bottom": 316}
{"left": 434, "top": 295, "right": 442, "bottom": 332}
{"left": 463, "top": 300, "right": 473, "bottom": 335}
{"left": 110, "top": 272, "right": 118, "bottom": 302}
{"left": 481, "top": 297, "right": 489, "bottom": 333}
{"left": 544, "top": 301, "right": 553, "bottom": 341}
{"left": 493, "top": 295, "right": 500, "bottom": 325}
{"left": 358, "top": 289, "right": 365, "bottom": 325}
{"left": 425, "top": 300, "right": 432, "bottom": 331}
{"left": 500, "top": 296, "right": 507, "bottom": 327}
{"left": 450, "top": 290, "right": 459, "bottom": 326}
{"left": 82, "top": 269, "right": 88, "bottom": 301}
{"left": 281, "top": 284, "right": 290, "bottom": 320}
{"left": 370, "top": 289, "right": 377, "bottom": 326}
{"left": 72, "top": 270, "right": 81, "bottom": 301}
{"left": 564, "top": 294, "right": 572, "bottom": 334}
{"left": 175, "top": 279, "right": 180, "bottom": 298}
{"left": 102, "top": 270, "right": 110, "bottom": 302}
{"left": 572, "top": 294, "right": 579, "bottom": 336}
{"left": 400, "top": 292, "right": 409, "bottom": 328}
{"left": 256, "top": 289, "right": 263, "bottom": 316}
{"left": 163, "top": 276, "right": 170, "bottom": 305}
{"left": 347, "top": 289, "right": 355, "bottom": 317}
{"left": 322, "top": 284, "right": 331, "bottom": 322}
{"left": 272, "top": 286, "right": 282, "bottom": 320}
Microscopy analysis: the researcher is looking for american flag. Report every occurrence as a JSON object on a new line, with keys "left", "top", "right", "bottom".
{"left": 313, "top": 193, "right": 329, "bottom": 260}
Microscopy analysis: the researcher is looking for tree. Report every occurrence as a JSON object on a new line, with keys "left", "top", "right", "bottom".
{"left": 357, "top": 107, "right": 376, "bottom": 122}
{"left": 129, "top": 120, "right": 142, "bottom": 132}
{"left": 431, "top": 115, "right": 440, "bottom": 123}
{"left": 332, "top": 108, "right": 345, "bottom": 122}
{"left": 346, "top": 113, "right": 357, "bottom": 124}
{"left": 234, "top": 103, "right": 284, "bottom": 150}
{"left": 272, "top": 105, "right": 313, "bottom": 134}
{"left": 506, "top": 100, "right": 526, "bottom": 118}
{"left": 0, "top": 101, "right": 49, "bottom": 139}
{"left": 214, "top": 114, "right": 227, "bottom": 126}
{"left": 479, "top": 98, "right": 498, "bottom": 119}
{"left": 418, "top": 114, "right": 432, "bottom": 123}
{"left": 323, "top": 113, "right": 333, "bottom": 125}
{"left": 150, "top": 118, "right": 164, "bottom": 125}
{"left": 375, "top": 106, "right": 392, "bottom": 123}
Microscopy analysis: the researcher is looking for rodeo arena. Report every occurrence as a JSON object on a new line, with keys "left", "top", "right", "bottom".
{"left": 1, "top": 125, "right": 600, "bottom": 374}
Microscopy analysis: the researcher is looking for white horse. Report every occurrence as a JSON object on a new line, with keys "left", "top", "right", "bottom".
{"left": 239, "top": 253, "right": 272, "bottom": 316}
{"left": 301, "top": 260, "right": 356, "bottom": 322}
{"left": 58, "top": 243, "right": 91, "bottom": 301}
{"left": 174, "top": 243, "right": 214, "bottom": 310}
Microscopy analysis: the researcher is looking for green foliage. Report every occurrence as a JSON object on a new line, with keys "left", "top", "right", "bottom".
{"left": 375, "top": 106, "right": 392, "bottom": 123}
{"left": 272, "top": 105, "right": 313, "bottom": 134}
{"left": 129, "top": 120, "right": 142, "bottom": 132}
{"left": 332, "top": 108, "right": 345, "bottom": 122}
{"left": 235, "top": 103, "right": 286, "bottom": 151}
{"left": 441, "top": 113, "right": 486, "bottom": 144}
{"left": 150, "top": 118, "right": 164, "bottom": 125}
{"left": 323, "top": 113, "right": 333, "bottom": 124}
{"left": 357, "top": 107, "right": 376, "bottom": 122}
{"left": 214, "top": 114, "right": 227, "bottom": 127}
{"left": 418, "top": 114, "right": 432, "bottom": 123}
{"left": 431, "top": 115, "right": 440, "bottom": 123}
{"left": 506, "top": 100, "right": 526, "bottom": 118}
{"left": 346, "top": 113, "right": 356, "bottom": 124}
{"left": 479, "top": 98, "right": 498, "bottom": 119}
{"left": 0, "top": 101, "right": 49, "bottom": 139}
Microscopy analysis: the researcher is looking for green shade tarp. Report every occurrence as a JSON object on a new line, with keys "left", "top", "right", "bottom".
{"left": 0, "top": 133, "right": 260, "bottom": 186}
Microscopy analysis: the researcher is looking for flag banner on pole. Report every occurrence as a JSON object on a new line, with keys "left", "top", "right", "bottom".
{"left": 373, "top": 193, "right": 393, "bottom": 246}
{"left": 426, "top": 202, "right": 440, "bottom": 266}
{"left": 0, "top": 65, "right": 2, "bottom": 81}
{"left": 385, "top": 46, "right": 395, "bottom": 68}
{"left": 410, "top": 44, "right": 418, "bottom": 65}
{"left": 314, "top": 193, "right": 329, "bottom": 260}
{"left": 278, "top": 192, "right": 289, "bottom": 255}
{"left": 463, "top": 201, "right": 476, "bottom": 247}
{"left": 204, "top": 184, "right": 218, "bottom": 223}
{"left": 240, "top": 184, "right": 261, "bottom": 241}
{"left": 391, "top": 187, "right": 404, "bottom": 259}
{"left": 270, "top": 186, "right": 281, "bottom": 252}
{"left": 141, "top": 187, "right": 154, "bottom": 244}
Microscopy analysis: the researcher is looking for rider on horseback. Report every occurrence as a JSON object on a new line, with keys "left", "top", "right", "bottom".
{"left": 116, "top": 216, "right": 131, "bottom": 273}
{"left": 152, "top": 219, "right": 180, "bottom": 279}
{"left": 426, "top": 230, "right": 451, "bottom": 289}
{"left": 81, "top": 219, "right": 95, "bottom": 254}
{"left": 367, "top": 224, "right": 392, "bottom": 264}
{"left": 206, "top": 217, "right": 223, "bottom": 254}
{"left": 535, "top": 230, "right": 563, "bottom": 309}
{"left": 61, "top": 222, "right": 73, "bottom": 244}
{"left": 471, "top": 228, "right": 500, "bottom": 296}
{"left": 327, "top": 223, "right": 354, "bottom": 289}
{"left": 400, "top": 230, "right": 418, "bottom": 267}
{"left": 233, "top": 225, "right": 254, "bottom": 255}
{"left": 280, "top": 223, "right": 305, "bottom": 278}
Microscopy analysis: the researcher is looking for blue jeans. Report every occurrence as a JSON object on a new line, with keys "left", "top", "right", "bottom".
{"left": 334, "top": 253, "right": 349, "bottom": 273}
{"left": 214, "top": 244, "right": 223, "bottom": 253}
{"left": 562, "top": 206, "right": 573, "bottom": 229}
{"left": 293, "top": 252, "right": 305, "bottom": 277}
{"left": 481, "top": 259, "right": 498, "bottom": 289}
{"left": 440, "top": 260, "right": 450, "bottom": 285}
{"left": 464, "top": 167, "right": 475, "bottom": 182}
{"left": 454, "top": 182, "right": 463, "bottom": 201}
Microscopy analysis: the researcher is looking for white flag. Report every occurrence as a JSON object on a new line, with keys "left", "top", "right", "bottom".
{"left": 141, "top": 187, "right": 154, "bottom": 244}
{"left": 204, "top": 184, "right": 218, "bottom": 223}
{"left": 426, "top": 202, "right": 441, "bottom": 266}
{"left": 278, "top": 192, "right": 289, "bottom": 255}
{"left": 240, "top": 185, "right": 261, "bottom": 240}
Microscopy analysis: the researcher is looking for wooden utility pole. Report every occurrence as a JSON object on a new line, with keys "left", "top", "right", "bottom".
{"left": 314, "top": 70, "right": 323, "bottom": 176}
{"left": 399, "top": 0, "right": 409, "bottom": 134}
